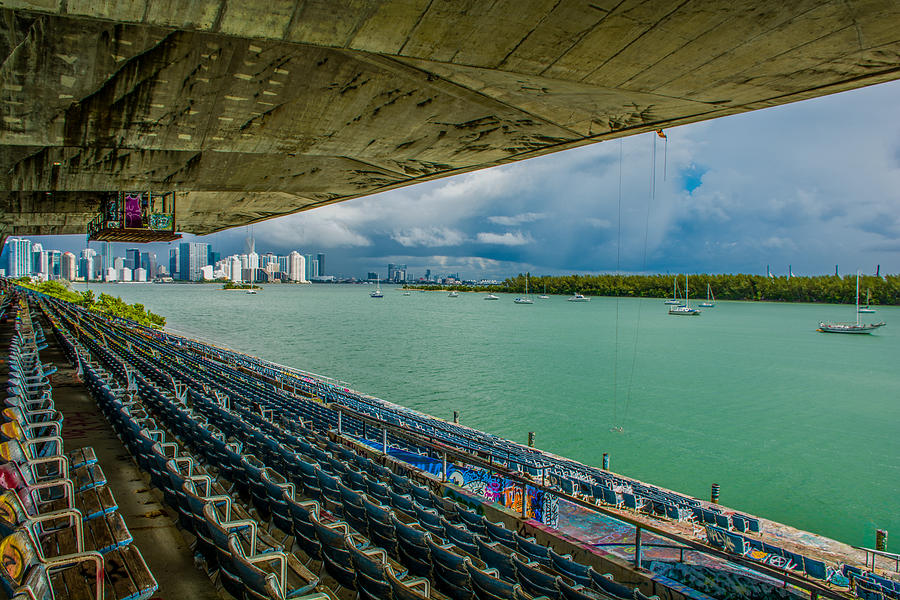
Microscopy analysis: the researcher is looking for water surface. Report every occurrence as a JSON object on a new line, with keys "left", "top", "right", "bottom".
{"left": 76, "top": 282, "right": 899, "bottom": 550}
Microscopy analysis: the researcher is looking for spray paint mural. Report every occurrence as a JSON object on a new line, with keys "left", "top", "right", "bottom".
{"left": 390, "top": 448, "right": 559, "bottom": 527}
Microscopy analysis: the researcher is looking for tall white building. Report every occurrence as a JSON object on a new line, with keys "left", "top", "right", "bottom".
{"left": 229, "top": 256, "right": 242, "bottom": 282}
{"left": 61, "top": 252, "right": 77, "bottom": 281}
{"left": 7, "top": 238, "right": 32, "bottom": 277}
{"left": 288, "top": 251, "right": 307, "bottom": 282}
{"left": 117, "top": 267, "right": 132, "bottom": 282}
{"left": 134, "top": 267, "right": 147, "bottom": 282}
{"left": 199, "top": 265, "right": 214, "bottom": 280}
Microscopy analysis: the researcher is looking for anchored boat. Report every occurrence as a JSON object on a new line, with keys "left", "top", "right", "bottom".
{"left": 669, "top": 275, "right": 700, "bottom": 315}
{"left": 819, "top": 271, "right": 885, "bottom": 333}
{"left": 514, "top": 273, "right": 534, "bottom": 304}
{"left": 698, "top": 283, "right": 715, "bottom": 308}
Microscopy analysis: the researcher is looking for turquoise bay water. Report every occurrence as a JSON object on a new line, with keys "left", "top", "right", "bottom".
{"left": 75, "top": 282, "right": 899, "bottom": 550}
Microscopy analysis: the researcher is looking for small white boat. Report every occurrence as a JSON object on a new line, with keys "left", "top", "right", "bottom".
{"left": 448, "top": 291, "right": 459, "bottom": 297}
{"left": 538, "top": 284, "right": 549, "bottom": 299}
{"left": 246, "top": 289, "right": 257, "bottom": 295}
{"left": 403, "top": 291, "right": 411, "bottom": 296}
{"left": 484, "top": 294, "right": 499, "bottom": 300}
{"left": 698, "top": 283, "right": 715, "bottom": 308}
{"left": 669, "top": 275, "right": 700, "bottom": 315}
{"left": 669, "top": 305, "right": 700, "bottom": 316}
{"left": 665, "top": 277, "right": 682, "bottom": 305}
{"left": 514, "top": 273, "right": 534, "bottom": 304}
{"left": 858, "top": 288, "right": 875, "bottom": 313}
{"left": 370, "top": 278, "right": 383, "bottom": 298}
{"left": 567, "top": 293, "right": 590, "bottom": 302}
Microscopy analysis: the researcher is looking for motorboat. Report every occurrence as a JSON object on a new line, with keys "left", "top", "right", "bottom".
{"left": 567, "top": 293, "right": 590, "bottom": 302}
{"left": 484, "top": 294, "right": 499, "bottom": 300}
{"left": 448, "top": 291, "right": 459, "bottom": 297}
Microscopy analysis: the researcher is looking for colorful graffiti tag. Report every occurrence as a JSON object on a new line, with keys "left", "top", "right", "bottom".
{"left": 394, "top": 449, "right": 559, "bottom": 527}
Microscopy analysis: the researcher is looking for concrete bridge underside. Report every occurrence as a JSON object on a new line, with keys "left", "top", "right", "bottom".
{"left": 2, "top": 0, "right": 899, "bottom": 238}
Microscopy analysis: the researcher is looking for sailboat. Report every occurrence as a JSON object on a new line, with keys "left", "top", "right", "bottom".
{"left": 858, "top": 288, "right": 875, "bottom": 313}
{"left": 669, "top": 275, "right": 700, "bottom": 315}
{"left": 514, "top": 273, "right": 534, "bottom": 304}
{"left": 370, "top": 278, "right": 383, "bottom": 298}
{"left": 538, "top": 284, "right": 549, "bottom": 300}
{"left": 818, "top": 271, "right": 884, "bottom": 333}
{"left": 698, "top": 283, "right": 715, "bottom": 308}
{"left": 664, "top": 277, "right": 682, "bottom": 305}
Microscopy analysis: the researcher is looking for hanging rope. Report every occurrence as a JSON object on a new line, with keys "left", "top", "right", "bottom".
{"left": 612, "top": 139, "right": 623, "bottom": 430}
{"left": 621, "top": 132, "right": 657, "bottom": 430}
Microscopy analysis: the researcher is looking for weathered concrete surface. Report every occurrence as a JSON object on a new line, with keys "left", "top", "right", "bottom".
{"left": 1, "top": 1, "right": 899, "bottom": 236}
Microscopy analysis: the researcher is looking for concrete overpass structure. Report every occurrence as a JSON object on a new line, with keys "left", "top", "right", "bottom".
{"left": 2, "top": 0, "right": 899, "bottom": 242}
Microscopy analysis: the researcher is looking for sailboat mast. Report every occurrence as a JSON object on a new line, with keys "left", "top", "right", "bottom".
{"left": 856, "top": 271, "right": 860, "bottom": 326}
{"left": 685, "top": 274, "right": 689, "bottom": 308}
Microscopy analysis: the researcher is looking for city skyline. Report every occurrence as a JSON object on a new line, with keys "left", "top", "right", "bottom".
{"left": 2, "top": 236, "right": 470, "bottom": 284}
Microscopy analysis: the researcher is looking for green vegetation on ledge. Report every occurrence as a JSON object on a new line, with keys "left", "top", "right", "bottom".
{"left": 15, "top": 279, "right": 166, "bottom": 328}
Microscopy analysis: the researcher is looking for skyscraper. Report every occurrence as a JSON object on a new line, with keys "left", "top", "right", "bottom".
{"left": 169, "top": 248, "right": 178, "bottom": 279}
{"left": 101, "top": 242, "right": 111, "bottom": 276}
{"left": 126, "top": 248, "right": 141, "bottom": 271}
{"left": 288, "top": 251, "right": 306, "bottom": 282}
{"left": 61, "top": 252, "right": 77, "bottom": 281}
{"left": 388, "top": 263, "right": 407, "bottom": 283}
{"left": 6, "top": 237, "right": 32, "bottom": 278}
{"left": 316, "top": 253, "right": 325, "bottom": 277}
{"left": 31, "top": 243, "right": 47, "bottom": 277}
{"left": 304, "top": 254, "right": 313, "bottom": 280}
{"left": 47, "top": 250, "right": 61, "bottom": 279}
{"left": 178, "top": 242, "right": 210, "bottom": 281}
{"left": 229, "top": 256, "right": 242, "bottom": 282}
{"left": 141, "top": 252, "right": 157, "bottom": 279}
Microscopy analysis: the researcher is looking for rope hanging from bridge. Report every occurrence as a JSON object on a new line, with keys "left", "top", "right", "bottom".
{"left": 619, "top": 131, "right": 663, "bottom": 431}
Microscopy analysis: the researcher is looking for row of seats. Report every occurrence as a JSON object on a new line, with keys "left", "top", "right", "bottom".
{"left": 51, "top": 305, "right": 331, "bottom": 600}
{"left": 842, "top": 564, "right": 900, "bottom": 600}
{"left": 38, "top": 293, "right": 665, "bottom": 600}
{"left": 0, "top": 293, "right": 158, "bottom": 600}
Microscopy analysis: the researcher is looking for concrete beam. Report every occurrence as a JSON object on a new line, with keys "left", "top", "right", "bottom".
{"left": 1, "top": 2, "right": 899, "bottom": 235}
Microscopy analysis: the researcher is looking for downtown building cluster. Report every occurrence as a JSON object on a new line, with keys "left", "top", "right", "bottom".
{"left": 2, "top": 237, "right": 326, "bottom": 284}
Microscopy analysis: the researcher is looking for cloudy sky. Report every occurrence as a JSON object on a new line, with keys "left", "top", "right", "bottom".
{"left": 17, "top": 79, "right": 900, "bottom": 280}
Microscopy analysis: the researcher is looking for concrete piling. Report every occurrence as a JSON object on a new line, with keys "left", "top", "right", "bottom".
{"left": 876, "top": 529, "right": 888, "bottom": 551}
{"left": 453, "top": 410, "right": 459, "bottom": 424}
{"left": 711, "top": 483, "right": 720, "bottom": 504}
{"left": 528, "top": 431, "right": 535, "bottom": 447}
{"left": 602, "top": 452, "right": 609, "bottom": 470}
